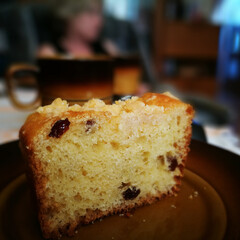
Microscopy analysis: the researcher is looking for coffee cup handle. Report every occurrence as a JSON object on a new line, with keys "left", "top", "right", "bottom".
{"left": 5, "top": 64, "right": 41, "bottom": 110}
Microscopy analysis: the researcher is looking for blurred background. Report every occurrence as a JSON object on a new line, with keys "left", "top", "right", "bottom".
{"left": 0, "top": 0, "right": 239, "bottom": 155}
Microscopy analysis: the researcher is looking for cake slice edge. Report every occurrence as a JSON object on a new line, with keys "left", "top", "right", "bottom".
{"left": 19, "top": 92, "right": 194, "bottom": 239}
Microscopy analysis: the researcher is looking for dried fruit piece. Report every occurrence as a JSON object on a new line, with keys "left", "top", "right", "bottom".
{"left": 49, "top": 118, "right": 70, "bottom": 138}
{"left": 122, "top": 186, "right": 140, "bottom": 200}
{"left": 119, "top": 182, "right": 130, "bottom": 189}
{"left": 85, "top": 119, "right": 96, "bottom": 133}
{"left": 167, "top": 156, "right": 178, "bottom": 171}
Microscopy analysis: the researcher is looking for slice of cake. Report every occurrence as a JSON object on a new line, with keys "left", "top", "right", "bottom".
{"left": 19, "top": 92, "right": 194, "bottom": 239}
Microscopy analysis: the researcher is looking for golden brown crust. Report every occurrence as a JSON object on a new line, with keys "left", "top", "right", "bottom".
{"left": 141, "top": 92, "right": 181, "bottom": 106}
{"left": 20, "top": 92, "right": 193, "bottom": 145}
{"left": 140, "top": 93, "right": 184, "bottom": 109}
{"left": 19, "top": 137, "right": 50, "bottom": 237}
{"left": 19, "top": 92, "right": 194, "bottom": 239}
{"left": 140, "top": 93, "right": 194, "bottom": 116}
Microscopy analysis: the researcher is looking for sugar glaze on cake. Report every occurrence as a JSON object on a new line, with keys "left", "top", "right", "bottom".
{"left": 19, "top": 92, "right": 194, "bottom": 239}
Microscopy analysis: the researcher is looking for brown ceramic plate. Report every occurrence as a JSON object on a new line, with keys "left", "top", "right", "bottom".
{"left": 0, "top": 140, "right": 239, "bottom": 240}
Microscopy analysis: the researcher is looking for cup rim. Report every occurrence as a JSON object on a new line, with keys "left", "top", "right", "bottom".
{"left": 42, "top": 95, "right": 113, "bottom": 104}
{"left": 37, "top": 54, "right": 113, "bottom": 62}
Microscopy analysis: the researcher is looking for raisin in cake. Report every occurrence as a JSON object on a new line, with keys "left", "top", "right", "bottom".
{"left": 19, "top": 92, "right": 194, "bottom": 239}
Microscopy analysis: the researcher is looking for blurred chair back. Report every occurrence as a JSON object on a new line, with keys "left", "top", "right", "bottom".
{"left": 157, "top": 22, "right": 219, "bottom": 60}
{"left": 0, "top": 3, "right": 51, "bottom": 69}
{"left": 154, "top": 0, "right": 220, "bottom": 98}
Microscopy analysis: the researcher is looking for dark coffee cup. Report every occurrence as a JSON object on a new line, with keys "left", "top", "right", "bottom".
{"left": 5, "top": 55, "right": 114, "bottom": 109}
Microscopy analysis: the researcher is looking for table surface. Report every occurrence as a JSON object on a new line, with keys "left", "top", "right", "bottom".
{"left": 0, "top": 81, "right": 33, "bottom": 144}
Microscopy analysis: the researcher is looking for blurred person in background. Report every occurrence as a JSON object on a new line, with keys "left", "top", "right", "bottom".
{"left": 37, "top": 0, "right": 119, "bottom": 57}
